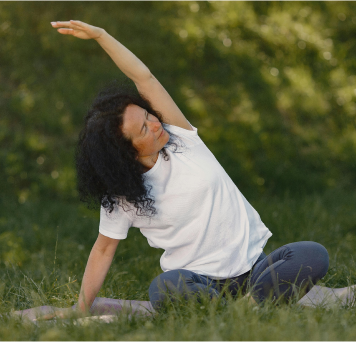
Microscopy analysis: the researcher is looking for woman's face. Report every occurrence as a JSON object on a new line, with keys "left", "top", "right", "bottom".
{"left": 122, "top": 104, "right": 170, "bottom": 159}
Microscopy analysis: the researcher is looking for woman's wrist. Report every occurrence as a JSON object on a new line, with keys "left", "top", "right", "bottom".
{"left": 75, "top": 300, "right": 91, "bottom": 316}
{"left": 76, "top": 291, "right": 94, "bottom": 313}
{"left": 94, "top": 28, "right": 108, "bottom": 43}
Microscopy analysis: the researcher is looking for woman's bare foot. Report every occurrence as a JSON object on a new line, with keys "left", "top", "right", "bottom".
{"left": 297, "top": 285, "right": 356, "bottom": 309}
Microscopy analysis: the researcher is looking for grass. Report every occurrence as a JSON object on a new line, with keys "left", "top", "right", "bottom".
{"left": 0, "top": 188, "right": 356, "bottom": 340}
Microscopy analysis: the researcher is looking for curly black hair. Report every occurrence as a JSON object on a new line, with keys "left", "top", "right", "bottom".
{"left": 75, "top": 80, "right": 179, "bottom": 217}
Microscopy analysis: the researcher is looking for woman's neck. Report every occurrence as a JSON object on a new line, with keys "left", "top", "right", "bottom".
{"left": 138, "top": 152, "right": 159, "bottom": 172}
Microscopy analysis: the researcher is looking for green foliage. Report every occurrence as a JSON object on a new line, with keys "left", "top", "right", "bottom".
{"left": 0, "top": 231, "right": 26, "bottom": 266}
{"left": 1, "top": 2, "right": 356, "bottom": 204}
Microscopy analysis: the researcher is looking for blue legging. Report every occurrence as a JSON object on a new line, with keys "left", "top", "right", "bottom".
{"left": 149, "top": 241, "right": 329, "bottom": 310}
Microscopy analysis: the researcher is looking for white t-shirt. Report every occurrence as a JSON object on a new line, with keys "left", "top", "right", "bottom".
{"left": 99, "top": 123, "right": 272, "bottom": 279}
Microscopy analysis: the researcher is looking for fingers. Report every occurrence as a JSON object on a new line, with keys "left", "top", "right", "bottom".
{"left": 51, "top": 20, "right": 98, "bottom": 39}
{"left": 36, "top": 313, "right": 55, "bottom": 320}
{"left": 51, "top": 21, "right": 89, "bottom": 37}
{"left": 37, "top": 310, "right": 68, "bottom": 320}
{"left": 56, "top": 28, "right": 75, "bottom": 35}
{"left": 51, "top": 20, "right": 83, "bottom": 36}
{"left": 51, "top": 21, "right": 73, "bottom": 28}
{"left": 51, "top": 20, "right": 86, "bottom": 29}
{"left": 69, "top": 20, "right": 87, "bottom": 27}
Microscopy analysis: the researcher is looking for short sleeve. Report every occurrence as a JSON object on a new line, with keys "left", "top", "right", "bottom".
{"left": 99, "top": 204, "right": 133, "bottom": 240}
{"left": 163, "top": 123, "right": 201, "bottom": 148}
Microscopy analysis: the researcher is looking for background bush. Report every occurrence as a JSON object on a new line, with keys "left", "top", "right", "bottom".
{"left": 1, "top": 2, "right": 356, "bottom": 204}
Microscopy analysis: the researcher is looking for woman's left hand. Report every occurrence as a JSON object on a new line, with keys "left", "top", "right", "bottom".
{"left": 51, "top": 20, "right": 104, "bottom": 40}
{"left": 35, "top": 307, "right": 85, "bottom": 321}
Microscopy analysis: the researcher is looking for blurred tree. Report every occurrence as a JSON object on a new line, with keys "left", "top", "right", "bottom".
{"left": 1, "top": 1, "right": 356, "bottom": 204}
{"left": 0, "top": 232, "right": 26, "bottom": 266}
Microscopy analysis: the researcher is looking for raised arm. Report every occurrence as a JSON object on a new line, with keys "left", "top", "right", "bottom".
{"left": 51, "top": 20, "right": 192, "bottom": 130}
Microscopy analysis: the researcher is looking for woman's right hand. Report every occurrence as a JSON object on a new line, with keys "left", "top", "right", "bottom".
{"left": 51, "top": 20, "right": 104, "bottom": 40}
{"left": 35, "top": 307, "right": 88, "bottom": 321}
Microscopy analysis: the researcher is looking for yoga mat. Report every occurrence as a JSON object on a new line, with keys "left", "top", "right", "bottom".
{"left": 11, "top": 297, "right": 155, "bottom": 325}
{"left": 9, "top": 285, "right": 356, "bottom": 325}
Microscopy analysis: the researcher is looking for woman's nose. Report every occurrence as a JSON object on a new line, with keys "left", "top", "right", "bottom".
{"left": 150, "top": 121, "right": 161, "bottom": 132}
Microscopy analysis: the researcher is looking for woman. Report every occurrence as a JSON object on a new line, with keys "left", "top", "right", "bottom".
{"left": 32, "top": 20, "right": 353, "bottom": 320}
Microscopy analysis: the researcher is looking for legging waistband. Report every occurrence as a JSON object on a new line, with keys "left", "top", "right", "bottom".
{"left": 213, "top": 251, "right": 267, "bottom": 294}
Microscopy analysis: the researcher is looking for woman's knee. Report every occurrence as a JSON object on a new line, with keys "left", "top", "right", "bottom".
{"left": 288, "top": 241, "right": 329, "bottom": 278}
{"left": 310, "top": 241, "right": 329, "bottom": 278}
{"left": 148, "top": 269, "right": 195, "bottom": 309}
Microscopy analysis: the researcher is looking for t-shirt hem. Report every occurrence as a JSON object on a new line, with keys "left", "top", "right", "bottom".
{"left": 178, "top": 230, "right": 273, "bottom": 280}
{"left": 247, "top": 230, "right": 273, "bottom": 271}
